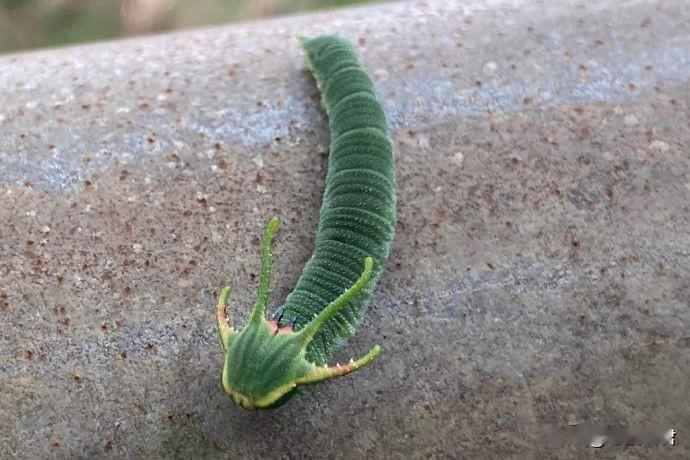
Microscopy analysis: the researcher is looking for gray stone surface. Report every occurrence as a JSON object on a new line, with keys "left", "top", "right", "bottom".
{"left": 1, "top": 0, "right": 688, "bottom": 457}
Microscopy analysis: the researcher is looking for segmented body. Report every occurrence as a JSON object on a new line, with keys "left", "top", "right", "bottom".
{"left": 279, "top": 35, "right": 396, "bottom": 365}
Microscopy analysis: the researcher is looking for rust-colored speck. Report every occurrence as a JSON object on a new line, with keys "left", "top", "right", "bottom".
{"left": 640, "top": 18, "right": 651, "bottom": 27}
{"left": 143, "top": 343, "right": 156, "bottom": 350}
{"left": 605, "top": 185, "right": 614, "bottom": 200}
{"left": 25, "top": 350, "right": 34, "bottom": 360}
{"left": 185, "top": 412, "right": 194, "bottom": 420}
{"left": 594, "top": 39, "right": 604, "bottom": 46}
{"left": 475, "top": 80, "right": 482, "bottom": 87}
{"left": 73, "top": 373, "right": 81, "bottom": 382}
{"left": 574, "top": 107, "right": 584, "bottom": 116}
{"left": 578, "top": 64, "right": 588, "bottom": 71}
{"left": 99, "top": 322, "right": 107, "bottom": 331}
{"left": 119, "top": 170, "right": 130, "bottom": 181}
{"left": 628, "top": 83, "right": 636, "bottom": 91}
{"left": 104, "top": 441, "right": 113, "bottom": 451}
{"left": 165, "top": 411, "right": 174, "bottom": 421}
{"left": 51, "top": 441, "right": 60, "bottom": 448}
{"left": 523, "top": 97, "right": 532, "bottom": 105}
{"left": 571, "top": 239, "right": 581, "bottom": 248}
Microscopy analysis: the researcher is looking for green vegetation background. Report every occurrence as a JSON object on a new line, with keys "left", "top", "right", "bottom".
{"left": 0, "top": 0, "right": 380, "bottom": 54}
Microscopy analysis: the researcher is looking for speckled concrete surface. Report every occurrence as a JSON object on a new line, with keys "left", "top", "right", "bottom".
{"left": 1, "top": 0, "right": 688, "bottom": 458}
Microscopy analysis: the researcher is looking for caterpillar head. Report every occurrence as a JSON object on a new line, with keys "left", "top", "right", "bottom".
{"left": 216, "top": 217, "right": 380, "bottom": 410}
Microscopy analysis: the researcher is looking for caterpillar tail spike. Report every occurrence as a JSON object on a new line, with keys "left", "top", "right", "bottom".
{"left": 215, "top": 34, "right": 396, "bottom": 410}
{"left": 217, "top": 217, "right": 381, "bottom": 410}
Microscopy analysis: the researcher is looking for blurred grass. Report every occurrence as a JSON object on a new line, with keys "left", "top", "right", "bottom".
{"left": 0, "top": 0, "right": 384, "bottom": 54}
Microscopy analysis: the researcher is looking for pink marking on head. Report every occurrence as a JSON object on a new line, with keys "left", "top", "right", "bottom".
{"left": 278, "top": 324, "right": 294, "bottom": 334}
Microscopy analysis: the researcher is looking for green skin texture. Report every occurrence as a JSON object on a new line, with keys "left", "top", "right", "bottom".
{"left": 216, "top": 35, "right": 396, "bottom": 410}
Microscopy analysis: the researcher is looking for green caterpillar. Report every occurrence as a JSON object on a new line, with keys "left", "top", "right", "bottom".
{"left": 215, "top": 35, "right": 396, "bottom": 410}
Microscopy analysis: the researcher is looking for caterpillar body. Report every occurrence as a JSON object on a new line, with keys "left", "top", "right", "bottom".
{"left": 215, "top": 35, "right": 396, "bottom": 410}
